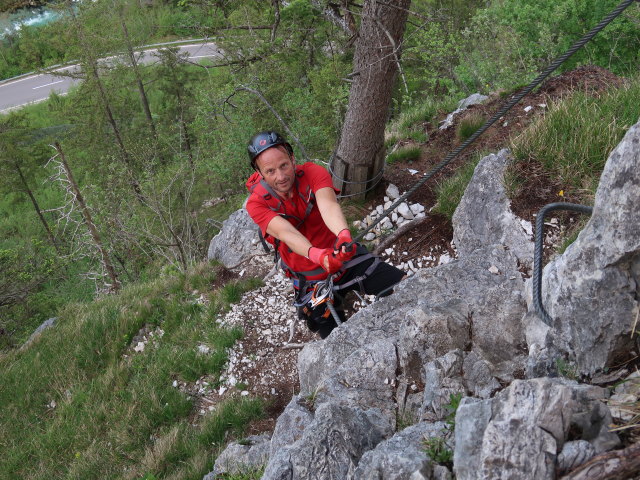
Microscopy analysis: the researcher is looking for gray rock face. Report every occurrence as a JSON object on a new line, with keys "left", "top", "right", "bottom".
{"left": 313, "top": 338, "right": 398, "bottom": 418}
{"left": 453, "top": 149, "right": 534, "bottom": 266}
{"left": 453, "top": 378, "right": 619, "bottom": 480}
{"left": 261, "top": 403, "right": 393, "bottom": 480}
{"left": 556, "top": 440, "right": 596, "bottom": 474}
{"left": 299, "top": 243, "right": 527, "bottom": 402}
{"left": 206, "top": 433, "right": 270, "bottom": 478}
{"left": 353, "top": 422, "right": 449, "bottom": 480}
{"left": 269, "top": 396, "right": 314, "bottom": 458}
{"left": 419, "top": 349, "right": 500, "bottom": 424}
{"left": 532, "top": 119, "right": 640, "bottom": 375}
{"left": 207, "top": 208, "right": 265, "bottom": 268}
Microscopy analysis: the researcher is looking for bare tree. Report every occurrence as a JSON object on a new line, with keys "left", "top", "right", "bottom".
{"left": 331, "top": 0, "right": 411, "bottom": 199}
{"left": 49, "top": 143, "right": 121, "bottom": 293}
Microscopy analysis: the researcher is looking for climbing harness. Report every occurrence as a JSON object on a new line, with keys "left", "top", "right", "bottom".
{"left": 344, "top": 0, "right": 638, "bottom": 250}
{"left": 533, "top": 202, "right": 593, "bottom": 326}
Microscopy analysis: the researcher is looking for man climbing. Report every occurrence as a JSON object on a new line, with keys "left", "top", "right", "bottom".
{"left": 245, "top": 131, "right": 405, "bottom": 339}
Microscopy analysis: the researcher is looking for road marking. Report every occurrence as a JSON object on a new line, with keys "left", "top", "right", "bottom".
{"left": 0, "top": 73, "right": 45, "bottom": 88}
{"left": 0, "top": 95, "right": 58, "bottom": 114}
{"left": 33, "top": 80, "right": 64, "bottom": 90}
{"left": 189, "top": 54, "right": 220, "bottom": 58}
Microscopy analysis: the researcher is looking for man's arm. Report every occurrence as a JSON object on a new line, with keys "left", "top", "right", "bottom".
{"left": 265, "top": 216, "right": 313, "bottom": 258}
{"left": 314, "top": 187, "right": 349, "bottom": 235}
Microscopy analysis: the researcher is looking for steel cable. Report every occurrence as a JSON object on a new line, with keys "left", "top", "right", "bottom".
{"left": 533, "top": 203, "right": 593, "bottom": 326}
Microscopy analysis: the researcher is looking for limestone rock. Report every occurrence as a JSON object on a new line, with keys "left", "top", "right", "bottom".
{"left": 207, "top": 208, "right": 265, "bottom": 268}
{"left": 452, "top": 149, "right": 534, "bottom": 267}
{"left": 353, "top": 422, "right": 450, "bottom": 480}
{"left": 206, "top": 434, "right": 270, "bottom": 478}
{"left": 261, "top": 403, "right": 393, "bottom": 480}
{"left": 556, "top": 440, "right": 596, "bottom": 474}
{"left": 420, "top": 350, "right": 466, "bottom": 422}
{"left": 532, "top": 119, "right": 640, "bottom": 375}
{"left": 386, "top": 183, "right": 401, "bottom": 200}
{"left": 439, "top": 93, "right": 489, "bottom": 130}
{"left": 453, "top": 378, "right": 619, "bottom": 480}
{"left": 269, "top": 396, "right": 314, "bottom": 457}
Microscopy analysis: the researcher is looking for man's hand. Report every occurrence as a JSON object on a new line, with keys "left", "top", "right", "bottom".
{"left": 333, "top": 228, "right": 355, "bottom": 262}
{"left": 308, "top": 247, "right": 344, "bottom": 274}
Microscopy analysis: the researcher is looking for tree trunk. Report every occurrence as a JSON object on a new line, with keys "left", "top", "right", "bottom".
{"left": 119, "top": 13, "right": 157, "bottom": 139}
{"left": 331, "top": 0, "right": 411, "bottom": 200}
{"left": 53, "top": 143, "right": 121, "bottom": 292}
{"left": 14, "top": 160, "right": 60, "bottom": 253}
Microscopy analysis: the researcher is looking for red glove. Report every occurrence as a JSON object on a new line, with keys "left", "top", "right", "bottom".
{"left": 334, "top": 229, "right": 355, "bottom": 262}
{"left": 308, "top": 247, "right": 344, "bottom": 274}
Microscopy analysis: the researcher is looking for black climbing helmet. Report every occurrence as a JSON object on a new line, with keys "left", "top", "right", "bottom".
{"left": 247, "top": 131, "right": 293, "bottom": 170}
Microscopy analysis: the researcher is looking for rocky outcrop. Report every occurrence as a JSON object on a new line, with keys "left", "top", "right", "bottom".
{"left": 453, "top": 148, "right": 534, "bottom": 267}
{"left": 261, "top": 403, "right": 393, "bottom": 479}
{"left": 206, "top": 434, "right": 271, "bottom": 479}
{"left": 207, "top": 208, "right": 266, "bottom": 268}
{"left": 439, "top": 93, "right": 489, "bottom": 130}
{"left": 453, "top": 378, "right": 619, "bottom": 480}
{"left": 353, "top": 421, "right": 450, "bottom": 480}
{"left": 527, "top": 119, "right": 640, "bottom": 376}
{"left": 206, "top": 119, "right": 640, "bottom": 480}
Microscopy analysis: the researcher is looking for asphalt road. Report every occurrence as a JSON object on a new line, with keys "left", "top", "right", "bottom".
{"left": 0, "top": 42, "right": 222, "bottom": 114}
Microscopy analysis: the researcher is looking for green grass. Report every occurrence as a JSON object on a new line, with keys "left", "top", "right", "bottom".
{"left": 386, "top": 95, "right": 459, "bottom": 146}
{"left": 386, "top": 145, "right": 421, "bottom": 164}
{"left": 511, "top": 76, "right": 640, "bottom": 191}
{"left": 0, "top": 263, "right": 266, "bottom": 480}
{"left": 456, "top": 113, "right": 485, "bottom": 142}
{"left": 432, "top": 154, "right": 483, "bottom": 220}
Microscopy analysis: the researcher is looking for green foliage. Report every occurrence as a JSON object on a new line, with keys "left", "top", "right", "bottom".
{"left": 444, "top": 392, "right": 463, "bottom": 430}
{"left": 221, "top": 466, "right": 266, "bottom": 480}
{"left": 432, "top": 154, "right": 483, "bottom": 220}
{"left": 555, "top": 357, "right": 579, "bottom": 380}
{"left": 387, "top": 145, "right": 421, "bottom": 164}
{"left": 455, "top": 0, "right": 640, "bottom": 91}
{"left": 423, "top": 436, "right": 453, "bottom": 465}
{"left": 511, "top": 76, "right": 640, "bottom": 190}
{"left": 422, "top": 392, "right": 461, "bottom": 466}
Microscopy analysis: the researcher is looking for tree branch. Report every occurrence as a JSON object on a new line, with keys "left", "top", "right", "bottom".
{"left": 236, "top": 85, "right": 311, "bottom": 162}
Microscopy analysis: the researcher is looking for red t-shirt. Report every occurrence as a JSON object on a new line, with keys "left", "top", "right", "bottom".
{"left": 246, "top": 162, "right": 339, "bottom": 280}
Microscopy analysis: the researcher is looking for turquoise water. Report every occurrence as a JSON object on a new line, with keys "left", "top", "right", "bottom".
{"left": 0, "top": 6, "right": 61, "bottom": 38}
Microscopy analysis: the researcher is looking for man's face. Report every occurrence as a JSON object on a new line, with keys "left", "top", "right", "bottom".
{"left": 255, "top": 146, "right": 296, "bottom": 196}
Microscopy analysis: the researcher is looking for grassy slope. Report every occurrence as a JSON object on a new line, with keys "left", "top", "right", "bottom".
{"left": 0, "top": 265, "right": 264, "bottom": 479}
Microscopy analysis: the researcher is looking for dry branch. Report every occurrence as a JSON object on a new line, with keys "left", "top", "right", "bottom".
{"left": 561, "top": 442, "right": 640, "bottom": 480}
